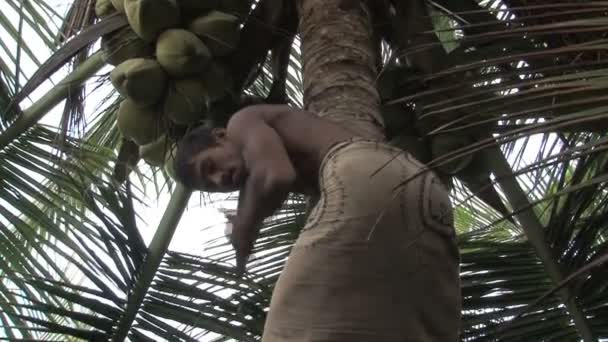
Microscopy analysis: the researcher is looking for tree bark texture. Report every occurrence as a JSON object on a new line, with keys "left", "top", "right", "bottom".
{"left": 298, "top": 0, "right": 384, "bottom": 140}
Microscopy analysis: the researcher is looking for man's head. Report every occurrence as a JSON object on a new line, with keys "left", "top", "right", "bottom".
{"left": 175, "top": 126, "right": 246, "bottom": 192}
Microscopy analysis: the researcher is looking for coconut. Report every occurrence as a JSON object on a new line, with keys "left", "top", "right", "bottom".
{"left": 201, "top": 62, "right": 233, "bottom": 102}
{"left": 188, "top": 11, "right": 240, "bottom": 56}
{"left": 110, "top": 58, "right": 168, "bottom": 106}
{"left": 430, "top": 134, "right": 474, "bottom": 175}
{"left": 164, "top": 78, "right": 209, "bottom": 125}
{"left": 117, "top": 99, "right": 162, "bottom": 145}
{"left": 101, "top": 27, "right": 153, "bottom": 66}
{"left": 95, "top": 0, "right": 116, "bottom": 17}
{"left": 124, "top": 0, "right": 180, "bottom": 42}
{"left": 140, "top": 135, "right": 169, "bottom": 166}
{"left": 156, "top": 29, "right": 211, "bottom": 77}
{"left": 111, "top": 0, "right": 125, "bottom": 12}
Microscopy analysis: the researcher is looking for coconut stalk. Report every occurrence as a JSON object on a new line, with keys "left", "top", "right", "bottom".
{"left": 487, "top": 147, "right": 595, "bottom": 342}
{"left": 0, "top": 51, "right": 105, "bottom": 150}
{"left": 112, "top": 183, "right": 191, "bottom": 342}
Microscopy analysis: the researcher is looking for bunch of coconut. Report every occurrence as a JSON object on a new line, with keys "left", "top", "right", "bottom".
{"left": 95, "top": 0, "right": 249, "bottom": 175}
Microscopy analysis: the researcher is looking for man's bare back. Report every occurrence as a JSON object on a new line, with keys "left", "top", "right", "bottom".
{"left": 226, "top": 104, "right": 356, "bottom": 196}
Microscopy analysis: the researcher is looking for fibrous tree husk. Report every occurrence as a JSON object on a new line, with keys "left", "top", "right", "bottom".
{"left": 156, "top": 29, "right": 212, "bottom": 77}
{"left": 117, "top": 99, "right": 163, "bottom": 145}
{"left": 377, "top": 65, "right": 426, "bottom": 99}
{"left": 381, "top": 103, "right": 414, "bottom": 139}
{"left": 110, "top": 58, "right": 168, "bottom": 106}
{"left": 164, "top": 78, "right": 209, "bottom": 125}
{"left": 188, "top": 11, "right": 240, "bottom": 56}
{"left": 430, "top": 134, "right": 474, "bottom": 175}
{"left": 101, "top": 27, "right": 154, "bottom": 66}
{"left": 140, "top": 135, "right": 169, "bottom": 166}
{"left": 415, "top": 110, "right": 454, "bottom": 137}
{"left": 377, "top": 65, "right": 411, "bottom": 101}
{"left": 390, "top": 134, "right": 431, "bottom": 164}
{"left": 206, "top": 95, "right": 240, "bottom": 127}
{"left": 201, "top": 62, "right": 233, "bottom": 103}
{"left": 95, "top": 0, "right": 116, "bottom": 18}
{"left": 125, "top": 0, "right": 180, "bottom": 42}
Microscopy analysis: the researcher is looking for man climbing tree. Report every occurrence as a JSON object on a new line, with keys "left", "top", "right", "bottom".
{"left": 175, "top": 103, "right": 460, "bottom": 341}
{"left": 174, "top": 0, "right": 461, "bottom": 341}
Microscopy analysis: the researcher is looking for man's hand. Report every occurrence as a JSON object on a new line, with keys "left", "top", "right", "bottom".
{"left": 225, "top": 108, "right": 297, "bottom": 275}
{"left": 224, "top": 214, "right": 253, "bottom": 274}
{"left": 230, "top": 217, "right": 258, "bottom": 274}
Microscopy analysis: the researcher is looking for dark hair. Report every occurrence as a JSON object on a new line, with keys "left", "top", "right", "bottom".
{"left": 174, "top": 125, "right": 218, "bottom": 188}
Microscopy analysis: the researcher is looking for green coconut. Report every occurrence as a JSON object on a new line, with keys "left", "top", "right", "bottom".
{"left": 164, "top": 78, "right": 209, "bottom": 125}
{"left": 156, "top": 29, "right": 211, "bottom": 77}
{"left": 201, "top": 62, "right": 233, "bottom": 102}
{"left": 111, "top": 0, "right": 125, "bottom": 12}
{"left": 117, "top": 99, "right": 162, "bottom": 145}
{"left": 110, "top": 58, "right": 168, "bottom": 106}
{"left": 188, "top": 11, "right": 240, "bottom": 56}
{"left": 124, "top": 0, "right": 180, "bottom": 42}
{"left": 101, "top": 27, "right": 153, "bottom": 66}
{"left": 140, "top": 135, "right": 169, "bottom": 166}
{"left": 430, "top": 134, "right": 474, "bottom": 175}
{"left": 95, "top": 0, "right": 116, "bottom": 17}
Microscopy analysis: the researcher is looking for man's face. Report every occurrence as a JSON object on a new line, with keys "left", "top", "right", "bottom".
{"left": 188, "top": 130, "right": 246, "bottom": 192}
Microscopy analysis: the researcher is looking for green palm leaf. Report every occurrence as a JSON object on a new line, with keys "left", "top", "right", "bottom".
{"left": 1, "top": 0, "right": 608, "bottom": 341}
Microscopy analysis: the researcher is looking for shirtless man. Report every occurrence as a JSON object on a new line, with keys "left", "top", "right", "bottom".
{"left": 175, "top": 104, "right": 461, "bottom": 341}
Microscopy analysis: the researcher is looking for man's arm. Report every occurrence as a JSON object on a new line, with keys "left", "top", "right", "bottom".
{"left": 228, "top": 108, "right": 296, "bottom": 272}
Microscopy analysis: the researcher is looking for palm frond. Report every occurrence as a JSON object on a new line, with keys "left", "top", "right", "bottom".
{"left": 1, "top": 0, "right": 608, "bottom": 341}
{"left": 0, "top": 127, "right": 148, "bottom": 340}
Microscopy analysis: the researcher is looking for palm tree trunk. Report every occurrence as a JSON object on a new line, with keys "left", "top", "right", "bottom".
{"left": 296, "top": 2, "right": 595, "bottom": 341}
{"left": 298, "top": 0, "right": 384, "bottom": 139}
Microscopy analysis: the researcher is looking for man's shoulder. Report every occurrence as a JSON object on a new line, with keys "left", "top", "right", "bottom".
{"left": 227, "top": 104, "right": 314, "bottom": 133}
{"left": 226, "top": 104, "right": 353, "bottom": 145}
{"left": 227, "top": 105, "right": 280, "bottom": 129}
